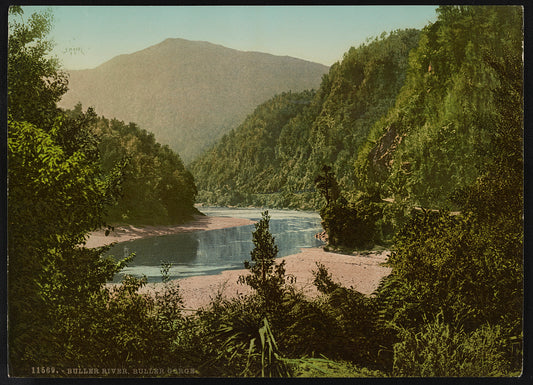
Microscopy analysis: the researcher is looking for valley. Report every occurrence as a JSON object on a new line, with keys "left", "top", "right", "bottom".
{"left": 8, "top": 5, "right": 524, "bottom": 378}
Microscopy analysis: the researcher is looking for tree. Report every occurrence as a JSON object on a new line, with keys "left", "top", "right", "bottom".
{"left": 239, "top": 211, "right": 287, "bottom": 312}
{"left": 315, "top": 166, "right": 382, "bottom": 249}
{"left": 7, "top": 8, "right": 123, "bottom": 374}
{"left": 8, "top": 6, "right": 67, "bottom": 128}
{"left": 314, "top": 165, "right": 340, "bottom": 205}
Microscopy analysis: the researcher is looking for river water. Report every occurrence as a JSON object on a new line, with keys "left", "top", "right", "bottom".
{"left": 107, "top": 207, "right": 324, "bottom": 282}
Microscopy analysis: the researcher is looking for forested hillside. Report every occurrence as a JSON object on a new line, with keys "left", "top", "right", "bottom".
{"left": 191, "top": 29, "right": 421, "bottom": 208}
{"left": 59, "top": 38, "right": 328, "bottom": 162}
{"left": 354, "top": 5, "right": 523, "bottom": 209}
{"left": 65, "top": 104, "right": 198, "bottom": 225}
{"left": 192, "top": 90, "right": 318, "bottom": 207}
{"left": 193, "top": 7, "right": 522, "bottom": 215}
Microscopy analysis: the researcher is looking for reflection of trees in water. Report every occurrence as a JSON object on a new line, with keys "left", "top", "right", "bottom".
{"left": 195, "top": 225, "right": 255, "bottom": 265}
{"left": 106, "top": 213, "right": 323, "bottom": 274}
{"left": 106, "top": 232, "right": 199, "bottom": 265}
{"left": 270, "top": 219, "right": 324, "bottom": 256}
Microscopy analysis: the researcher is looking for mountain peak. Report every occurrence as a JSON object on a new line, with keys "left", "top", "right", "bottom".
{"left": 60, "top": 39, "right": 329, "bottom": 162}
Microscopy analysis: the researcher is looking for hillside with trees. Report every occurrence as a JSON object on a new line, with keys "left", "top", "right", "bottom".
{"left": 192, "top": 6, "right": 522, "bottom": 232}
{"left": 59, "top": 38, "right": 329, "bottom": 162}
{"left": 313, "top": 5, "right": 524, "bottom": 250}
{"left": 191, "top": 90, "right": 318, "bottom": 207}
{"left": 65, "top": 104, "right": 198, "bottom": 225}
{"left": 354, "top": 5, "right": 523, "bottom": 209}
{"left": 191, "top": 28, "right": 421, "bottom": 209}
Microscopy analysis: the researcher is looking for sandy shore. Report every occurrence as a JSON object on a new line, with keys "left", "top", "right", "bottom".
{"left": 84, "top": 215, "right": 255, "bottom": 249}
{"left": 130, "top": 248, "right": 391, "bottom": 310}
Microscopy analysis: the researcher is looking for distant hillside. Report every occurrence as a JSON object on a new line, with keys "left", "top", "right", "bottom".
{"left": 59, "top": 38, "right": 329, "bottom": 162}
{"left": 191, "top": 29, "right": 421, "bottom": 209}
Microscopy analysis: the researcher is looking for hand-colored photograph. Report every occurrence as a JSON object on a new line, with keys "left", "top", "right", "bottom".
{"left": 7, "top": 4, "right": 523, "bottom": 378}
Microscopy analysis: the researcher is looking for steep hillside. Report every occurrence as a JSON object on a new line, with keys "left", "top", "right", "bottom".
{"left": 64, "top": 104, "right": 198, "bottom": 225}
{"left": 192, "top": 90, "right": 317, "bottom": 207}
{"left": 192, "top": 6, "right": 522, "bottom": 213}
{"left": 354, "top": 5, "right": 523, "bottom": 208}
{"left": 191, "top": 29, "right": 421, "bottom": 208}
{"left": 59, "top": 38, "right": 329, "bottom": 162}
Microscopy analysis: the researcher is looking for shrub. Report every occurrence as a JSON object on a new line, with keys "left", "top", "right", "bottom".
{"left": 319, "top": 193, "right": 382, "bottom": 250}
{"left": 393, "top": 314, "right": 511, "bottom": 377}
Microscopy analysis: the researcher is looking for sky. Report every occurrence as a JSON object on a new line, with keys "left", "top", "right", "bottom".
{"left": 18, "top": 5, "right": 437, "bottom": 70}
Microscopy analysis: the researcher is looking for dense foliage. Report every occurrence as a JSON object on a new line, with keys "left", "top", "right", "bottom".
{"left": 371, "top": 7, "right": 523, "bottom": 374}
{"left": 315, "top": 165, "right": 383, "bottom": 249}
{"left": 191, "top": 29, "right": 421, "bottom": 209}
{"left": 66, "top": 104, "right": 198, "bottom": 225}
{"left": 354, "top": 6, "right": 523, "bottom": 209}
{"left": 7, "top": 7, "right": 67, "bottom": 129}
{"left": 7, "top": 7, "right": 197, "bottom": 376}
{"left": 8, "top": 7, "right": 118, "bottom": 374}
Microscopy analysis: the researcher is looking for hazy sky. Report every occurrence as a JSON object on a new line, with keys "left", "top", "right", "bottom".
{"left": 18, "top": 5, "right": 437, "bottom": 70}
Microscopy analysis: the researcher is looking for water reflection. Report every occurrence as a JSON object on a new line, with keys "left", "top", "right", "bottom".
{"left": 114, "top": 232, "right": 199, "bottom": 265}
{"left": 107, "top": 208, "right": 323, "bottom": 282}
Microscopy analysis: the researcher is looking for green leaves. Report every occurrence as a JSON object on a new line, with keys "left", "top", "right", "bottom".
{"left": 372, "top": 10, "right": 524, "bottom": 352}
{"left": 374, "top": 199, "right": 522, "bottom": 373}
{"left": 392, "top": 313, "right": 511, "bottom": 376}
{"left": 316, "top": 167, "right": 383, "bottom": 250}
{"left": 92, "top": 113, "right": 198, "bottom": 225}
{"left": 314, "top": 165, "right": 340, "bottom": 205}
{"left": 215, "top": 315, "right": 292, "bottom": 377}
{"left": 8, "top": 8, "right": 67, "bottom": 129}
{"left": 357, "top": 6, "right": 523, "bottom": 209}
{"left": 240, "top": 211, "right": 288, "bottom": 310}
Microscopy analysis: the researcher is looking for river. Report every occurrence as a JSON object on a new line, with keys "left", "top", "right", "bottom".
{"left": 106, "top": 207, "right": 324, "bottom": 283}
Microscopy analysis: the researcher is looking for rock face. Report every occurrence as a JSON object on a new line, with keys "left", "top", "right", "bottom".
{"left": 370, "top": 123, "right": 394, "bottom": 169}
{"left": 368, "top": 122, "right": 406, "bottom": 177}
{"left": 59, "top": 38, "right": 329, "bottom": 162}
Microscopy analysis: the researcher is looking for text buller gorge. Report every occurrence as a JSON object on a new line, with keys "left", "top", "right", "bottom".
{"left": 62, "top": 367, "right": 198, "bottom": 375}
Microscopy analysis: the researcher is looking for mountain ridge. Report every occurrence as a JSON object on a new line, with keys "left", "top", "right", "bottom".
{"left": 59, "top": 37, "right": 329, "bottom": 162}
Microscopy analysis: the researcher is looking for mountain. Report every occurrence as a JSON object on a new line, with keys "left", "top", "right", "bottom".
{"left": 190, "top": 29, "right": 421, "bottom": 209}
{"left": 59, "top": 38, "right": 329, "bottom": 162}
{"left": 192, "top": 6, "right": 522, "bottom": 212}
